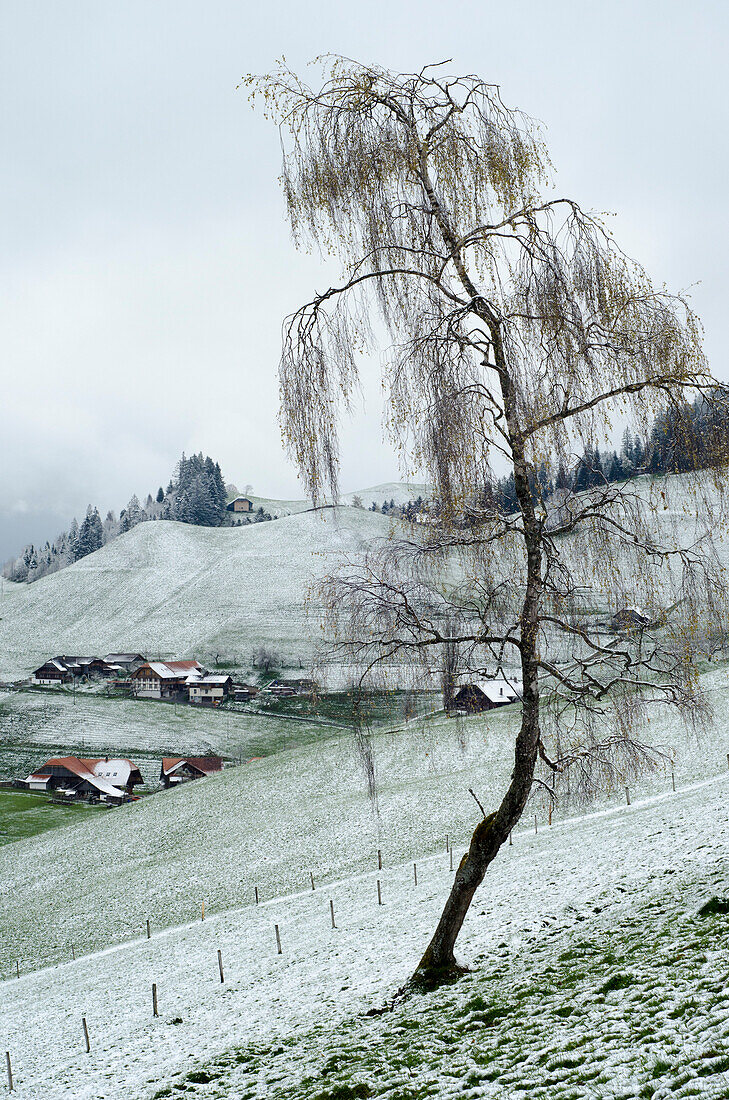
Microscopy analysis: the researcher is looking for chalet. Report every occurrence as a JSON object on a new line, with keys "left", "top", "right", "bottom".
{"left": 226, "top": 496, "right": 254, "bottom": 513}
{"left": 452, "top": 678, "right": 522, "bottom": 713}
{"left": 104, "top": 653, "right": 147, "bottom": 673}
{"left": 131, "top": 660, "right": 202, "bottom": 699}
{"left": 32, "top": 660, "right": 72, "bottom": 685}
{"left": 610, "top": 607, "right": 651, "bottom": 632}
{"left": 25, "top": 756, "right": 143, "bottom": 803}
{"left": 160, "top": 756, "right": 223, "bottom": 787}
{"left": 188, "top": 674, "right": 232, "bottom": 706}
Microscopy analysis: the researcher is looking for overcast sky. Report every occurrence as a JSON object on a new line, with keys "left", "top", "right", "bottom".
{"left": 2, "top": 0, "right": 728, "bottom": 560}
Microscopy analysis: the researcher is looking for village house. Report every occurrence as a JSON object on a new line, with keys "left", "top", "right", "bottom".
{"left": 452, "top": 678, "right": 522, "bottom": 713}
{"left": 226, "top": 496, "right": 254, "bottom": 513}
{"left": 187, "top": 674, "right": 232, "bottom": 706}
{"left": 160, "top": 756, "right": 223, "bottom": 787}
{"left": 103, "top": 653, "right": 147, "bottom": 673}
{"left": 32, "top": 659, "right": 73, "bottom": 685}
{"left": 131, "top": 660, "right": 203, "bottom": 699}
{"left": 25, "top": 756, "right": 143, "bottom": 804}
{"left": 610, "top": 607, "right": 651, "bottom": 632}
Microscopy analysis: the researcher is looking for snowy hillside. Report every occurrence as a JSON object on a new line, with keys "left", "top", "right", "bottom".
{"left": 0, "top": 506, "right": 394, "bottom": 680}
{"left": 3, "top": 719, "right": 729, "bottom": 1098}
{"left": 250, "top": 481, "right": 430, "bottom": 516}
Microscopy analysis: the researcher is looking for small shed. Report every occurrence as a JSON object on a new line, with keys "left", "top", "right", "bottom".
{"left": 452, "top": 679, "right": 521, "bottom": 713}
{"left": 227, "top": 497, "right": 254, "bottom": 513}
{"left": 160, "top": 756, "right": 223, "bottom": 787}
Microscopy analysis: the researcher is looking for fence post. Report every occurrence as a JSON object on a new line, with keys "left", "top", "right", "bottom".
{"left": 449, "top": 847, "right": 454, "bottom": 872}
{"left": 671, "top": 768, "right": 676, "bottom": 792}
{"left": 446, "top": 833, "right": 449, "bottom": 853}
{"left": 15, "top": 962, "right": 18, "bottom": 980}
{"left": 82, "top": 1017, "right": 90, "bottom": 1053}
{"left": 275, "top": 925, "right": 282, "bottom": 954}
{"left": 534, "top": 815, "right": 538, "bottom": 835}
{"left": 201, "top": 900, "right": 205, "bottom": 921}
{"left": 377, "top": 849, "right": 382, "bottom": 871}
{"left": 5, "top": 1051, "right": 12, "bottom": 1092}
{"left": 330, "top": 899, "right": 336, "bottom": 928}
{"left": 377, "top": 879, "right": 382, "bottom": 905}
{"left": 310, "top": 872, "right": 315, "bottom": 891}
{"left": 413, "top": 863, "right": 417, "bottom": 886}
{"left": 146, "top": 919, "right": 151, "bottom": 940}
{"left": 217, "top": 949, "right": 224, "bottom": 983}
{"left": 255, "top": 886, "right": 259, "bottom": 905}
{"left": 625, "top": 786, "right": 631, "bottom": 806}
{"left": 509, "top": 831, "right": 512, "bottom": 846}
{"left": 71, "top": 945, "right": 75, "bottom": 960}
{"left": 152, "top": 983, "right": 159, "bottom": 1017}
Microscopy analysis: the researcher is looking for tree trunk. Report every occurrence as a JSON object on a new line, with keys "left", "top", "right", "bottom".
{"left": 413, "top": 327, "right": 542, "bottom": 988}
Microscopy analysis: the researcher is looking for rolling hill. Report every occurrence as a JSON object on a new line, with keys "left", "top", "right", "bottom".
{"left": 0, "top": 505, "right": 394, "bottom": 681}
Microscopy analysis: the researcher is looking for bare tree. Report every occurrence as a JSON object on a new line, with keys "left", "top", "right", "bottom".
{"left": 251, "top": 58, "right": 729, "bottom": 985}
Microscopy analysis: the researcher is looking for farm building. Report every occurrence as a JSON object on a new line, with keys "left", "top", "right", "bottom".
{"left": 25, "top": 756, "right": 143, "bottom": 803}
{"left": 610, "top": 607, "right": 651, "bottom": 632}
{"left": 227, "top": 496, "right": 254, "bottom": 513}
{"left": 452, "top": 678, "right": 522, "bottom": 713}
{"left": 103, "top": 653, "right": 147, "bottom": 673}
{"left": 32, "top": 659, "right": 72, "bottom": 685}
{"left": 131, "top": 660, "right": 203, "bottom": 699}
{"left": 160, "top": 756, "right": 223, "bottom": 787}
{"left": 187, "top": 674, "right": 232, "bottom": 705}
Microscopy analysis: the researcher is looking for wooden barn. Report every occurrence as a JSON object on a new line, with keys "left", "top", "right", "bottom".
{"left": 452, "top": 679, "right": 521, "bottom": 713}
{"left": 226, "top": 496, "right": 254, "bottom": 513}
{"left": 160, "top": 756, "right": 223, "bottom": 787}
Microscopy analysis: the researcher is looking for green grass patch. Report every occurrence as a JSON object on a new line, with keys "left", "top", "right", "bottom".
{"left": 0, "top": 787, "right": 107, "bottom": 845}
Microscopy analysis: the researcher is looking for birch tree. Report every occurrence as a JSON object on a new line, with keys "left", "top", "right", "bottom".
{"left": 251, "top": 58, "right": 729, "bottom": 985}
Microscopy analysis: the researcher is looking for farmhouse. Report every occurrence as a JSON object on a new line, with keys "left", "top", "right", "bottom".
{"left": 32, "top": 659, "right": 72, "bottom": 685}
{"left": 160, "top": 756, "right": 223, "bottom": 787}
{"left": 227, "top": 496, "right": 254, "bottom": 513}
{"left": 611, "top": 607, "right": 651, "bottom": 632}
{"left": 25, "top": 756, "right": 143, "bottom": 803}
{"left": 103, "top": 653, "right": 147, "bottom": 673}
{"left": 187, "top": 674, "right": 232, "bottom": 705}
{"left": 452, "top": 678, "right": 522, "bottom": 713}
{"left": 131, "top": 660, "right": 203, "bottom": 699}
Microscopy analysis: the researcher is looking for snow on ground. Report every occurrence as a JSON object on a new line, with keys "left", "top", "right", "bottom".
{"left": 3, "top": 767, "right": 729, "bottom": 1099}
{"left": 0, "top": 506, "right": 393, "bottom": 681}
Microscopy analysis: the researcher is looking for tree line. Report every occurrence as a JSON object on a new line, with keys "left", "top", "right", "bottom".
{"left": 2, "top": 453, "right": 262, "bottom": 584}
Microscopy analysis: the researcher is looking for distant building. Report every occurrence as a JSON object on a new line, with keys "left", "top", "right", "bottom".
{"left": 227, "top": 497, "right": 254, "bottom": 513}
{"left": 188, "top": 674, "right": 232, "bottom": 706}
{"left": 32, "top": 660, "right": 72, "bottom": 685}
{"left": 232, "top": 683, "right": 259, "bottom": 702}
{"left": 452, "top": 679, "right": 521, "bottom": 713}
{"left": 25, "top": 756, "right": 143, "bottom": 803}
{"left": 160, "top": 756, "right": 223, "bottom": 787}
{"left": 103, "top": 653, "right": 147, "bottom": 673}
{"left": 610, "top": 607, "right": 651, "bottom": 632}
{"left": 131, "top": 660, "right": 202, "bottom": 699}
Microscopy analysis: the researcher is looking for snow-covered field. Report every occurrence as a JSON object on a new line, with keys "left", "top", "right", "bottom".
{"left": 2, "top": 657, "right": 729, "bottom": 1097}
{"left": 0, "top": 506, "right": 394, "bottom": 681}
{"left": 2, "top": 754, "right": 729, "bottom": 1098}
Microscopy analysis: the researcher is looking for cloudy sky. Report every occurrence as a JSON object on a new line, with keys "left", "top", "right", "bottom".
{"left": 2, "top": 0, "right": 728, "bottom": 560}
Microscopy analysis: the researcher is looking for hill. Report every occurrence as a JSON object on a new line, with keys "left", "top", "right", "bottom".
{"left": 0, "top": 506, "right": 394, "bottom": 681}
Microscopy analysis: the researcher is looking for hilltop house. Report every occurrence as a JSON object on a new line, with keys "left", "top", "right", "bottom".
{"left": 160, "top": 756, "right": 223, "bottom": 787}
{"left": 452, "top": 679, "right": 522, "bottom": 713}
{"left": 187, "top": 674, "right": 232, "bottom": 706}
{"left": 25, "top": 756, "right": 143, "bottom": 803}
{"left": 226, "top": 496, "right": 254, "bottom": 513}
{"left": 131, "top": 660, "right": 203, "bottom": 699}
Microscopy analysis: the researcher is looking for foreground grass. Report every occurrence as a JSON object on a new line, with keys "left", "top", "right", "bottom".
{"left": 159, "top": 863, "right": 729, "bottom": 1100}
{"left": 0, "top": 788, "right": 107, "bottom": 845}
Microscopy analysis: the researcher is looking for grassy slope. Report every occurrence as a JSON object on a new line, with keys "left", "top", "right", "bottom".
{"left": 0, "top": 788, "right": 107, "bottom": 845}
{"left": 0, "top": 506, "right": 393, "bottom": 680}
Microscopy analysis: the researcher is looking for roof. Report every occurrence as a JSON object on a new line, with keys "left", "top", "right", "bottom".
{"left": 161, "top": 756, "right": 223, "bottom": 776}
{"left": 32, "top": 756, "right": 141, "bottom": 794}
{"left": 458, "top": 678, "right": 522, "bottom": 704}
{"left": 104, "top": 653, "right": 146, "bottom": 662}
{"left": 34, "top": 659, "right": 68, "bottom": 673}
{"left": 138, "top": 660, "right": 202, "bottom": 679}
{"left": 190, "top": 675, "right": 232, "bottom": 686}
